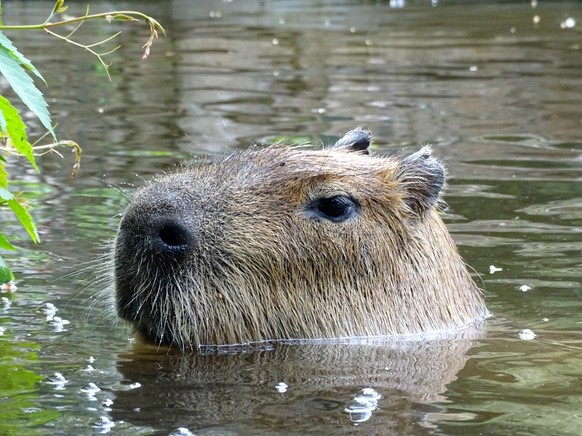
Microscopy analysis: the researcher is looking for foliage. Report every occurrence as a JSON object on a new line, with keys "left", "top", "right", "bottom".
{"left": 0, "top": 0, "right": 165, "bottom": 283}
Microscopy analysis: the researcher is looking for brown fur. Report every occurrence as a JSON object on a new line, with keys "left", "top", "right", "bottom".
{"left": 114, "top": 130, "right": 487, "bottom": 349}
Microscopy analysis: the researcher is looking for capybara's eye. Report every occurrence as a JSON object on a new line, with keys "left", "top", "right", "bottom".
{"left": 306, "top": 195, "right": 360, "bottom": 223}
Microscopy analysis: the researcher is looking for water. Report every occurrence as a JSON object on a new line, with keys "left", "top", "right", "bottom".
{"left": 1, "top": 0, "right": 582, "bottom": 434}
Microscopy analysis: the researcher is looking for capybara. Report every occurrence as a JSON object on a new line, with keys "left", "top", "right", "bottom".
{"left": 113, "top": 128, "right": 487, "bottom": 349}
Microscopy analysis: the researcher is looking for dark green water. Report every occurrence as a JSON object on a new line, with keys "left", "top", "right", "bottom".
{"left": 1, "top": 1, "right": 582, "bottom": 434}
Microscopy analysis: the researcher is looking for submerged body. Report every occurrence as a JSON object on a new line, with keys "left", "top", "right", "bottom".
{"left": 114, "top": 129, "right": 487, "bottom": 349}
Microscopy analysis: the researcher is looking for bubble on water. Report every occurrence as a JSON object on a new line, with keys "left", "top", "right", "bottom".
{"left": 518, "top": 285, "right": 531, "bottom": 292}
{"left": 469, "top": 65, "right": 478, "bottom": 72}
{"left": 489, "top": 265, "right": 503, "bottom": 274}
{"left": 82, "top": 365, "right": 96, "bottom": 373}
{"left": 561, "top": 17, "right": 576, "bottom": 29}
{"left": 48, "top": 316, "right": 70, "bottom": 332}
{"left": 345, "top": 401, "right": 373, "bottom": 423}
{"left": 93, "top": 416, "right": 115, "bottom": 433}
{"left": 0, "top": 281, "right": 17, "bottom": 293}
{"left": 272, "top": 38, "right": 279, "bottom": 45}
{"left": 87, "top": 356, "right": 96, "bottom": 364}
{"left": 360, "top": 388, "right": 381, "bottom": 400}
{"left": 350, "top": 26, "right": 357, "bottom": 33}
{"left": 389, "top": 0, "right": 405, "bottom": 8}
{"left": 39, "top": 302, "right": 58, "bottom": 318}
{"left": 169, "top": 428, "right": 195, "bottom": 436}
{"left": 81, "top": 382, "right": 102, "bottom": 395}
{"left": 542, "top": 318, "right": 549, "bottom": 322}
{"left": 531, "top": 0, "right": 537, "bottom": 7}
{"left": 1, "top": 297, "right": 11, "bottom": 309}
{"left": 519, "top": 329, "right": 536, "bottom": 340}
{"left": 365, "top": 39, "right": 372, "bottom": 46}
{"left": 46, "top": 372, "right": 69, "bottom": 390}
{"left": 510, "top": 27, "right": 517, "bottom": 33}
{"left": 275, "top": 382, "right": 288, "bottom": 393}
{"left": 209, "top": 11, "right": 222, "bottom": 18}
{"left": 344, "top": 388, "right": 381, "bottom": 424}
{"left": 0, "top": 327, "right": 5, "bottom": 335}
{"left": 533, "top": 15, "right": 541, "bottom": 25}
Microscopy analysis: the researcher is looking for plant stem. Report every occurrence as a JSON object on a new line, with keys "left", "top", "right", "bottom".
{"left": 0, "top": 11, "right": 164, "bottom": 33}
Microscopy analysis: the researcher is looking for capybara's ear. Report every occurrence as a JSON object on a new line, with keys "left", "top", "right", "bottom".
{"left": 332, "top": 128, "right": 371, "bottom": 154}
{"left": 397, "top": 146, "right": 445, "bottom": 214}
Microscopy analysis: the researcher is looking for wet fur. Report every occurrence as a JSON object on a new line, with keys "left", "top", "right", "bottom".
{"left": 114, "top": 132, "right": 488, "bottom": 349}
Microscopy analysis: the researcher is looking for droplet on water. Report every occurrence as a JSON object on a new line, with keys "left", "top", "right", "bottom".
{"left": 0, "top": 281, "right": 17, "bottom": 293}
{"left": 169, "top": 428, "right": 195, "bottom": 436}
{"left": 81, "top": 382, "right": 102, "bottom": 395}
{"left": 93, "top": 416, "right": 115, "bottom": 432}
{"left": 519, "top": 285, "right": 531, "bottom": 292}
{"left": 48, "top": 316, "right": 70, "bottom": 332}
{"left": 519, "top": 329, "right": 536, "bottom": 340}
{"left": 489, "top": 265, "right": 503, "bottom": 274}
{"left": 344, "top": 388, "right": 381, "bottom": 423}
{"left": 275, "top": 382, "right": 288, "bottom": 393}
{"left": 561, "top": 18, "right": 576, "bottom": 29}
{"left": 40, "top": 302, "right": 58, "bottom": 317}
{"left": 46, "top": 372, "right": 69, "bottom": 389}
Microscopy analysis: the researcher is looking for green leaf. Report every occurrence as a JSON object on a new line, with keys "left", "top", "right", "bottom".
{"left": 0, "top": 33, "right": 55, "bottom": 141}
{"left": 111, "top": 14, "right": 138, "bottom": 22}
{"left": 0, "top": 255, "right": 14, "bottom": 284}
{"left": 0, "top": 186, "right": 13, "bottom": 201}
{"left": 0, "top": 162, "right": 7, "bottom": 188}
{"left": 0, "top": 188, "right": 39, "bottom": 243}
{"left": 0, "top": 31, "right": 45, "bottom": 83}
{"left": 0, "top": 101, "right": 5, "bottom": 132}
{"left": 0, "top": 96, "right": 38, "bottom": 171}
{"left": 7, "top": 198, "right": 39, "bottom": 243}
{"left": 51, "top": 0, "right": 65, "bottom": 15}
{"left": 0, "top": 233, "right": 15, "bottom": 250}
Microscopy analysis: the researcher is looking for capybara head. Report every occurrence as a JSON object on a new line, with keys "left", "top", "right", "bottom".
{"left": 114, "top": 129, "right": 487, "bottom": 349}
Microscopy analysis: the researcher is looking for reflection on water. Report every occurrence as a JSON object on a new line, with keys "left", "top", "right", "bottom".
{"left": 112, "top": 337, "right": 475, "bottom": 434}
{"left": 1, "top": 0, "right": 582, "bottom": 434}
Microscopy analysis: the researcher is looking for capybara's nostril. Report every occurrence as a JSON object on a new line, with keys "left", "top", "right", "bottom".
{"left": 158, "top": 221, "right": 192, "bottom": 251}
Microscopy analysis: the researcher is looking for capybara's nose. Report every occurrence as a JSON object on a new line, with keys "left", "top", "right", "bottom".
{"left": 117, "top": 208, "right": 196, "bottom": 261}
{"left": 156, "top": 220, "right": 193, "bottom": 253}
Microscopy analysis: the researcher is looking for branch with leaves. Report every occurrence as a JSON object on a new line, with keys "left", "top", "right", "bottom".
{"left": 0, "top": 0, "right": 165, "bottom": 283}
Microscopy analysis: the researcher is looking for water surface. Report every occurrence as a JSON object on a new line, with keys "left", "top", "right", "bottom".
{"left": 1, "top": 1, "right": 582, "bottom": 434}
